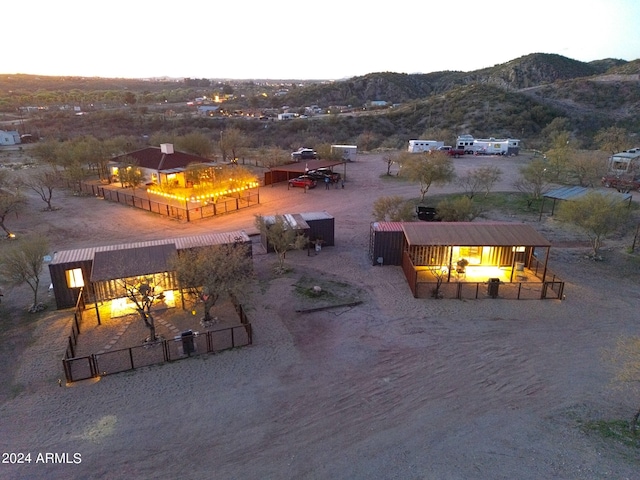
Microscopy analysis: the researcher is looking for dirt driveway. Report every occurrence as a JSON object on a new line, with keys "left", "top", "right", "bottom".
{"left": 1, "top": 151, "right": 639, "bottom": 479}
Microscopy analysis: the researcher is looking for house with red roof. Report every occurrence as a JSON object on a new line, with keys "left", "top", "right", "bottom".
{"left": 107, "top": 143, "right": 214, "bottom": 187}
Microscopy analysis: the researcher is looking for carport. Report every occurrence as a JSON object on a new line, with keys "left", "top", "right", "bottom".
{"left": 538, "top": 186, "right": 632, "bottom": 220}
{"left": 264, "top": 159, "right": 347, "bottom": 186}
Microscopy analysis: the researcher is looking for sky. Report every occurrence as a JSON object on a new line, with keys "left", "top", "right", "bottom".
{"left": 4, "top": 0, "right": 639, "bottom": 80}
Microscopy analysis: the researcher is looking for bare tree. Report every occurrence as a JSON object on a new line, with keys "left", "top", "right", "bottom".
{"left": 119, "top": 276, "right": 164, "bottom": 342}
{"left": 255, "top": 215, "right": 308, "bottom": 274}
{"left": 19, "top": 167, "right": 60, "bottom": 211}
{"left": 171, "top": 243, "right": 253, "bottom": 324}
{"left": 382, "top": 151, "right": 398, "bottom": 176}
{"left": 0, "top": 171, "right": 26, "bottom": 237}
{"left": 0, "top": 235, "right": 49, "bottom": 312}
{"left": 456, "top": 165, "right": 503, "bottom": 199}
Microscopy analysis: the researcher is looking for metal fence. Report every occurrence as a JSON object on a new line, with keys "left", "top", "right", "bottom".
{"left": 79, "top": 181, "right": 260, "bottom": 222}
{"left": 64, "top": 289, "right": 86, "bottom": 360}
{"left": 62, "top": 323, "right": 253, "bottom": 383}
{"left": 415, "top": 278, "right": 565, "bottom": 300}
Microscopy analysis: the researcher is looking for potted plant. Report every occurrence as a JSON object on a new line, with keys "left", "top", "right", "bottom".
{"left": 456, "top": 258, "right": 469, "bottom": 273}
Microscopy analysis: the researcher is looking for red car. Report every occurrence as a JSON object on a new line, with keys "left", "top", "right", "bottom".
{"left": 288, "top": 175, "right": 317, "bottom": 189}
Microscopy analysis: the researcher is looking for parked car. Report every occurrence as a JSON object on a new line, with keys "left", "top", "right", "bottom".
{"left": 288, "top": 175, "right": 317, "bottom": 189}
{"left": 291, "top": 148, "right": 318, "bottom": 161}
{"left": 307, "top": 168, "right": 341, "bottom": 182}
{"left": 601, "top": 174, "right": 640, "bottom": 193}
{"left": 416, "top": 206, "right": 440, "bottom": 222}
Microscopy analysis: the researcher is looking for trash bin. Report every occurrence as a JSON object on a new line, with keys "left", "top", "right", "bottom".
{"left": 181, "top": 330, "right": 195, "bottom": 355}
{"left": 488, "top": 278, "right": 500, "bottom": 298}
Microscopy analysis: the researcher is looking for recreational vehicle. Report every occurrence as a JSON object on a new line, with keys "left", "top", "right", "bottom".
{"left": 408, "top": 140, "right": 444, "bottom": 153}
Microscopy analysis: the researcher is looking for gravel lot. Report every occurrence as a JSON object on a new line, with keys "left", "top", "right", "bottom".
{"left": 1, "top": 149, "right": 639, "bottom": 479}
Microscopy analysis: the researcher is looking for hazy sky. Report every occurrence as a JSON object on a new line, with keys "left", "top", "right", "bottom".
{"left": 5, "top": 0, "right": 639, "bottom": 80}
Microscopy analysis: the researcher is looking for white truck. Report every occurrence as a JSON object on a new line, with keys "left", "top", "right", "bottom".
{"left": 408, "top": 140, "right": 444, "bottom": 153}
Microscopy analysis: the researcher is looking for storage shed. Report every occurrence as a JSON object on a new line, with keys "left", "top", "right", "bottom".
{"left": 300, "top": 211, "right": 335, "bottom": 247}
{"left": 259, "top": 214, "right": 310, "bottom": 253}
{"left": 368, "top": 222, "right": 406, "bottom": 266}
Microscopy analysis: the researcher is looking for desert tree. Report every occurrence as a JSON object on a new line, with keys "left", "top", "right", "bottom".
{"left": 436, "top": 196, "right": 482, "bottom": 222}
{"left": 0, "top": 235, "right": 49, "bottom": 312}
{"left": 565, "top": 149, "right": 608, "bottom": 187}
{"left": 457, "top": 165, "right": 502, "bottom": 199}
{"left": 255, "top": 214, "right": 308, "bottom": 274}
{"left": 556, "top": 191, "right": 630, "bottom": 258}
{"left": 171, "top": 243, "right": 253, "bottom": 324}
{"left": 0, "top": 171, "right": 27, "bottom": 237}
{"left": 372, "top": 196, "right": 414, "bottom": 222}
{"left": 117, "top": 157, "right": 144, "bottom": 192}
{"left": 19, "top": 167, "right": 60, "bottom": 211}
{"left": 30, "top": 138, "right": 62, "bottom": 167}
{"left": 603, "top": 336, "right": 640, "bottom": 436}
{"left": 355, "top": 131, "right": 379, "bottom": 151}
{"left": 382, "top": 151, "right": 399, "bottom": 176}
{"left": 119, "top": 275, "right": 165, "bottom": 342}
{"left": 544, "top": 131, "right": 572, "bottom": 182}
{"left": 260, "top": 146, "right": 291, "bottom": 171}
{"left": 513, "top": 158, "right": 553, "bottom": 208}
{"left": 399, "top": 152, "right": 455, "bottom": 201}
{"left": 176, "top": 132, "right": 213, "bottom": 158}
{"left": 594, "top": 126, "right": 631, "bottom": 155}
{"left": 219, "top": 128, "right": 247, "bottom": 163}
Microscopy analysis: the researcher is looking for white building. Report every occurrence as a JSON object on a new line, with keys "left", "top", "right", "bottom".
{"left": 0, "top": 130, "right": 21, "bottom": 146}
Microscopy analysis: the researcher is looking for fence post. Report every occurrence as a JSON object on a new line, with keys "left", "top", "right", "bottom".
{"left": 129, "top": 348, "right": 135, "bottom": 370}
{"left": 68, "top": 336, "right": 75, "bottom": 358}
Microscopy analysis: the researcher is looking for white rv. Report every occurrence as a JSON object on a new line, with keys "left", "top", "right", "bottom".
{"left": 408, "top": 140, "right": 444, "bottom": 153}
{"left": 331, "top": 145, "right": 357, "bottom": 161}
{"left": 456, "top": 136, "right": 520, "bottom": 156}
{"left": 277, "top": 113, "right": 298, "bottom": 121}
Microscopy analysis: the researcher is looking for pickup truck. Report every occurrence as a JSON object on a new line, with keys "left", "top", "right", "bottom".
{"left": 601, "top": 174, "right": 640, "bottom": 193}
{"left": 436, "top": 146, "right": 465, "bottom": 158}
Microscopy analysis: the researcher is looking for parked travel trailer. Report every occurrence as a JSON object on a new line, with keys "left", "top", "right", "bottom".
{"left": 607, "top": 148, "right": 640, "bottom": 175}
{"left": 331, "top": 145, "right": 357, "bottom": 161}
{"left": 456, "top": 135, "right": 520, "bottom": 156}
{"left": 408, "top": 140, "right": 444, "bottom": 153}
{"left": 277, "top": 113, "right": 298, "bottom": 121}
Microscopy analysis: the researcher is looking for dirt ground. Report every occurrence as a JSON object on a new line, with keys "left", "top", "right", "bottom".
{"left": 1, "top": 148, "right": 640, "bottom": 479}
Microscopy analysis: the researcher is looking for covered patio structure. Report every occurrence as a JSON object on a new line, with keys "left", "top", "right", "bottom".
{"left": 264, "top": 159, "right": 347, "bottom": 185}
{"left": 400, "top": 222, "right": 561, "bottom": 299}
{"left": 539, "top": 186, "right": 632, "bottom": 220}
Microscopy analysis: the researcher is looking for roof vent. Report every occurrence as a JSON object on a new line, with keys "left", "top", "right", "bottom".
{"left": 160, "top": 143, "right": 174, "bottom": 154}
